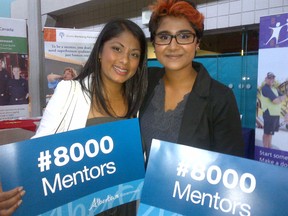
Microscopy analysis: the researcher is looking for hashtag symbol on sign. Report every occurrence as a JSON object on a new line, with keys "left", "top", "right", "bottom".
{"left": 38, "top": 150, "right": 52, "bottom": 172}
{"left": 176, "top": 161, "right": 189, "bottom": 177}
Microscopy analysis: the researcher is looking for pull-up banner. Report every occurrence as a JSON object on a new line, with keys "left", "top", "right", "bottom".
{"left": 0, "top": 118, "right": 145, "bottom": 216}
{"left": 138, "top": 139, "right": 288, "bottom": 216}
{"left": 0, "top": 18, "right": 29, "bottom": 119}
{"left": 43, "top": 27, "right": 98, "bottom": 105}
{"left": 255, "top": 13, "right": 288, "bottom": 166}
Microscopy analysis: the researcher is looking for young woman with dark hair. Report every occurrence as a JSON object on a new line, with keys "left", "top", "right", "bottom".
{"left": 0, "top": 18, "right": 148, "bottom": 216}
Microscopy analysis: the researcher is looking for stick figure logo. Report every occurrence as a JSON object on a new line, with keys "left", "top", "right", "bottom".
{"left": 266, "top": 19, "right": 288, "bottom": 46}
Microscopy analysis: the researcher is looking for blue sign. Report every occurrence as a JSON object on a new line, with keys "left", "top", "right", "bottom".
{"left": 138, "top": 139, "right": 288, "bottom": 216}
{"left": 0, "top": 118, "right": 145, "bottom": 216}
{"left": 259, "top": 13, "right": 288, "bottom": 49}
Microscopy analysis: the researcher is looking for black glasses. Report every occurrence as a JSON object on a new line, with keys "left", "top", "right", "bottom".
{"left": 154, "top": 32, "right": 196, "bottom": 45}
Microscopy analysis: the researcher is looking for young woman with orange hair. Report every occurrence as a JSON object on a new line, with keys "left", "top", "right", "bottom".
{"left": 140, "top": 0, "right": 245, "bottom": 159}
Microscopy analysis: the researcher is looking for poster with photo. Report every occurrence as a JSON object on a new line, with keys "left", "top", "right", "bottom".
{"left": 0, "top": 18, "right": 29, "bottom": 120}
{"left": 255, "top": 13, "right": 288, "bottom": 168}
{"left": 43, "top": 27, "right": 98, "bottom": 105}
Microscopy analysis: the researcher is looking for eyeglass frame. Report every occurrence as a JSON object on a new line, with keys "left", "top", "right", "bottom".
{"left": 153, "top": 32, "right": 197, "bottom": 45}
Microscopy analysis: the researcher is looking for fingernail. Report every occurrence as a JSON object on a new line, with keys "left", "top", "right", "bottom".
{"left": 17, "top": 199, "right": 23, "bottom": 206}
{"left": 20, "top": 190, "right": 26, "bottom": 197}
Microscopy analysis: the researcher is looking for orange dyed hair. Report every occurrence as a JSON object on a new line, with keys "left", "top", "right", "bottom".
{"left": 149, "top": 0, "right": 205, "bottom": 42}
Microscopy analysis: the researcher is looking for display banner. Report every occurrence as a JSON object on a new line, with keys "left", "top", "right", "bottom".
{"left": 255, "top": 13, "right": 288, "bottom": 166}
{"left": 0, "top": 118, "right": 145, "bottom": 216}
{"left": 43, "top": 27, "right": 98, "bottom": 104}
{"left": 138, "top": 139, "right": 288, "bottom": 216}
{"left": 44, "top": 27, "right": 97, "bottom": 65}
{"left": 0, "top": 18, "right": 29, "bottom": 120}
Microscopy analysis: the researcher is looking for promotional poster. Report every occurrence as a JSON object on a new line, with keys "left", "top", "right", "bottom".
{"left": 43, "top": 27, "right": 98, "bottom": 105}
{"left": 255, "top": 13, "right": 288, "bottom": 167}
{"left": 138, "top": 139, "right": 288, "bottom": 216}
{"left": 0, "top": 119, "right": 145, "bottom": 216}
{"left": 0, "top": 17, "right": 29, "bottom": 120}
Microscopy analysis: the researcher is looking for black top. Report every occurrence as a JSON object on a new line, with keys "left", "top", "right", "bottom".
{"left": 7, "top": 78, "right": 29, "bottom": 105}
{"left": 140, "top": 61, "right": 245, "bottom": 158}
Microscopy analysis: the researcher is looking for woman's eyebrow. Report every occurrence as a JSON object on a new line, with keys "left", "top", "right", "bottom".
{"left": 156, "top": 29, "right": 194, "bottom": 34}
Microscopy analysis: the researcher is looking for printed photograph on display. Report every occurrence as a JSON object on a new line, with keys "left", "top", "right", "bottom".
{"left": 0, "top": 17, "right": 29, "bottom": 120}
{"left": 43, "top": 27, "right": 98, "bottom": 107}
{"left": 256, "top": 48, "right": 288, "bottom": 151}
{"left": 44, "top": 58, "right": 83, "bottom": 104}
{"left": 0, "top": 53, "right": 29, "bottom": 120}
{"left": 255, "top": 13, "right": 288, "bottom": 167}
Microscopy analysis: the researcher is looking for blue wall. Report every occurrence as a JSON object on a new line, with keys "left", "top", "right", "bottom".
{"left": 147, "top": 54, "right": 258, "bottom": 129}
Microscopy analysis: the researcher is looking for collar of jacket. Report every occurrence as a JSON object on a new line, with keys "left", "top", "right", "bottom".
{"left": 191, "top": 61, "right": 211, "bottom": 98}
{"left": 140, "top": 61, "right": 212, "bottom": 115}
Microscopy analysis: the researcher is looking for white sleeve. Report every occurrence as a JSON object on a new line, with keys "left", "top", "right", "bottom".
{"left": 32, "top": 80, "right": 73, "bottom": 138}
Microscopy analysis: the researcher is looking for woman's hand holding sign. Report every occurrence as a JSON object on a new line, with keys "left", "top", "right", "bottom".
{"left": 0, "top": 182, "right": 25, "bottom": 216}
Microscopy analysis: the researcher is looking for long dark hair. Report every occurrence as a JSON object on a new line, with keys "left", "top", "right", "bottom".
{"left": 76, "top": 18, "right": 148, "bottom": 118}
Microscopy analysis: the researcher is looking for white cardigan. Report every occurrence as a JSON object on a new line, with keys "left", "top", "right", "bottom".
{"left": 32, "top": 79, "right": 91, "bottom": 138}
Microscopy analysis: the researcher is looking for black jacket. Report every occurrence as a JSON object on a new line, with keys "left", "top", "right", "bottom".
{"left": 139, "top": 61, "right": 244, "bottom": 157}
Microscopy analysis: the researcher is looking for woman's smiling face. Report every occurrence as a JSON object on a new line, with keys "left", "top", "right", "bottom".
{"left": 99, "top": 30, "right": 141, "bottom": 86}
{"left": 154, "top": 16, "right": 199, "bottom": 73}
